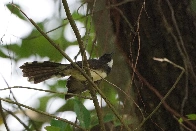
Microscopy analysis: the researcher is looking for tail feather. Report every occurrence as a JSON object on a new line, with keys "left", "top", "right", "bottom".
{"left": 28, "top": 72, "right": 60, "bottom": 83}
{"left": 20, "top": 61, "right": 70, "bottom": 84}
{"left": 22, "top": 67, "right": 60, "bottom": 77}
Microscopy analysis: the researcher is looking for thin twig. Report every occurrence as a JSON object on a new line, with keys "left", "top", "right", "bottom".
{"left": 173, "top": 116, "right": 193, "bottom": 131}
{"left": 126, "top": 53, "right": 196, "bottom": 130}
{"left": 1, "top": 73, "right": 39, "bottom": 131}
{"left": 0, "top": 86, "right": 64, "bottom": 94}
{"left": 0, "top": 97, "right": 85, "bottom": 130}
{"left": 0, "top": 100, "right": 10, "bottom": 131}
{"left": 12, "top": 4, "right": 130, "bottom": 130}
{"left": 90, "top": 69, "right": 144, "bottom": 118}
{"left": 0, "top": 86, "right": 92, "bottom": 100}
{"left": 134, "top": 58, "right": 185, "bottom": 130}
{"left": 133, "top": 66, "right": 196, "bottom": 130}
{"left": 4, "top": 109, "right": 31, "bottom": 131}
{"left": 61, "top": 1, "right": 105, "bottom": 130}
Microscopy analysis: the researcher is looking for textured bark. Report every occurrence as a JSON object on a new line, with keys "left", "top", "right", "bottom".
{"left": 89, "top": 0, "right": 196, "bottom": 130}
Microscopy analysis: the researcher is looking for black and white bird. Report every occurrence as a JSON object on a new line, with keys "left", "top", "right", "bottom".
{"left": 20, "top": 53, "right": 113, "bottom": 99}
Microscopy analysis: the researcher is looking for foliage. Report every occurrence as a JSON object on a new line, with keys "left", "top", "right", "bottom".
{"left": 45, "top": 119, "right": 72, "bottom": 131}
{"left": 1, "top": 0, "right": 196, "bottom": 131}
{"left": 178, "top": 114, "right": 196, "bottom": 123}
{"left": 74, "top": 99, "right": 91, "bottom": 129}
{"left": 0, "top": 1, "right": 119, "bottom": 131}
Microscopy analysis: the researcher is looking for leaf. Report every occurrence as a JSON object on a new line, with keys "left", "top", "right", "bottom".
{"left": 0, "top": 49, "right": 8, "bottom": 58}
{"left": 186, "top": 114, "right": 196, "bottom": 120}
{"left": 102, "top": 82, "right": 118, "bottom": 105}
{"left": 6, "top": 4, "right": 26, "bottom": 20}
{"left": 45, "top": 126, "right": 60, "bottom": 131}
{"left": 90, "top": 114, "right": 98, "bottom": 127}
{"left": 6, "top": 28, "right": 69, "bottom": 61}
{"left": 178, "top": 118, "right": 183, "bottom": 123}
{"left": 103, "top": 113, "right": 114, "bottom": 123}
{"left": 38, "top": 95, "right": 53, "bottom": 111}
{"left": 20, "top": 32, "right": 64, "bottom": 61}
{"left": 178, "top": 114, "right": 196, "bottom": 124}
{"left": 48, "top": 80, "right": 67, "bottom": 92}
{"left": 50, "top": 119, "right": 72, "bottom": 131}
{"left": 91, "top": 113, "right": 115, "bottom": 127}
{"left": 191, "top": 0, "right": 196, "bottom": 13}
{"left": 1, "top": 43, "right": 20, "bottom": 60}
{"left": 57, "top": 99, "right": 75, "bottom": 112}
{"left": 74, "top": 99, "right": 91, "bottom": 129}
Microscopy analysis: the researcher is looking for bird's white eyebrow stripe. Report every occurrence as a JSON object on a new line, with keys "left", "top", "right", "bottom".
{"left": 107, "top": 59, "right": 113, "bottom": 68}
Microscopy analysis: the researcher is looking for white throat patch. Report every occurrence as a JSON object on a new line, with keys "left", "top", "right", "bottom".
{"left": 107, "top": 59, "right": 113, "bottom": 68}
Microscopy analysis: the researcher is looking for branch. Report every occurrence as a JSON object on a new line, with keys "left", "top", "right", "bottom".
{"left": 4, "top": 109, "right": 31, "bottom": 131}
{"left": 61, "top": 0, "right": 105, "bottom": 130}
{"left": 0, "top": 86, "right": 92, "bottom": 100}
{"left": 0, "top": 100, "right": 10, "bottom": 131}
{"left": 11, "top": 4, "right": 130, "bottom": 130}
{"left": 0, "top": 97, "right": 85, "bottom": 130}
{"left": 134, "top": 58, "right": 195, "bottom": 130}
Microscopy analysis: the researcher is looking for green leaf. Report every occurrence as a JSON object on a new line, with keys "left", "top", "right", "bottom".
{"left": 178, "top": 118, "right": 183, "bottom": 123}
{"left": 178, "top": 114, "right": 196, "bottom": 123}
{"left": 1, "top": 43, "right": 21, "bottom": 60}
{"left": 90, "top": 114, "right": 98, "bottom": 127}
{"left": 6, "top": 4, "right": 26, "bottom": 20}
{"left": 74, "top": 99, "right": 91, "bottom": 129}
{"left": 57, "top": 99, "right": 75, "bottom": 112}
{"left": 45, "top": 126, "right": 60, "bottom": 131}
{"left": 5, "top": 28, "right": 69, "bottom": 61}
{"left": 91, "top": 113, "right": 115, "bottom": 127}
{"left": 186, "top": 114, "right": 196, "bottom": 120}
{"left": 0, "top": 49, "right": 8, "bottom": 58}
{"left": 50, "top": 119, "right": 72, "bottom": 131}
{"left": 38, "top": 95, "right": 52, "bottom": 111}
{"left": 20, "top": 32, "right": 63, "bottom": 61}
{"left": 103, "top": 113, "right": 114, "bottom": 123}
{"left": 102, "top": 82, "right": 118, "bottom": 105}
{"left": 48, "top": 79, "right": 67, "bottom": 92}
{"left": 191, "top": 0, "right": 196, "bottom": 13}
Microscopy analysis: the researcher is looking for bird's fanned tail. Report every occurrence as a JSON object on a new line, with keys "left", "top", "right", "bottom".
{"left": 20, "top": 61, "right": 70, "bottom": 84}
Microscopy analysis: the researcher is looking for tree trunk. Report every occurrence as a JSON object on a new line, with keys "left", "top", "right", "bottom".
{"left": 89, "top": 0, "right": 196, "bottom": 130}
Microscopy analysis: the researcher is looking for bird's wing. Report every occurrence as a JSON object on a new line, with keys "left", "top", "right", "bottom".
{"left": 65, "top": 76, "right": 87, "bottom": 99}
{"left": 65, "top": 76, "right": 102, "bottom": 99}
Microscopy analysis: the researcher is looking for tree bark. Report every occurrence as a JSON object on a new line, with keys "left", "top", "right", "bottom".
{"left": 89, "top": 0, "right": 196, "bottom": 130}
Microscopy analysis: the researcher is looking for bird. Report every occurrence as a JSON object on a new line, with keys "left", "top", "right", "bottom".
{"left": 20, "top": 53, "right": 113, "bottom": 99}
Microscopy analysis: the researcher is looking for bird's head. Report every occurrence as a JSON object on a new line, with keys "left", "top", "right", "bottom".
{"left": 99, "top": 53, "right": 113, "bottom": 68}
